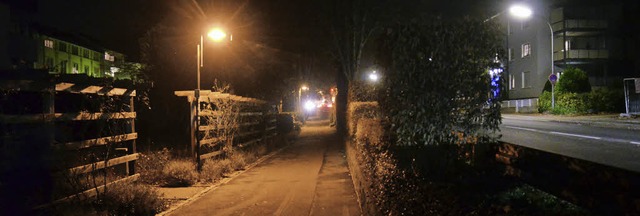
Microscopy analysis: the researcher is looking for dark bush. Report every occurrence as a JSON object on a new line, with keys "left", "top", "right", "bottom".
{"left": 556, "top": 68, "right": 591, "bottom": 93}
{"left": 276, "top": 113, "right": 295, "bottom": 134}
{"left": 377, "top": 16, "right": 502, "bottom": 147}
{"left": 589, "top": 87, "right": 625, "bottom": 113}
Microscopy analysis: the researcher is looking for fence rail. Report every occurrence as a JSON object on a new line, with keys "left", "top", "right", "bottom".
{"left": 0, "top": 70, "right": 140, "bottom": 210}
{"left": 174, "top": 90, "right": 277, "bottom": 169}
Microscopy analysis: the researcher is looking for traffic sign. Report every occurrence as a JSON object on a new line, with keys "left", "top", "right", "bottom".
{"left": 549, "top": 73, "right": 558, "bottom": 85}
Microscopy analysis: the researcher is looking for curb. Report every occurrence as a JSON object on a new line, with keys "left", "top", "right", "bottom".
{"left": 157, "top": 145, "right": 291, "bottom": 216}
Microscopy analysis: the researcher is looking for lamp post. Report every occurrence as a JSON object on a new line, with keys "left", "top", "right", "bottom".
{"left": 195, "top": 27, "right": 227, "bottom": 170}
{"left": 509, "top": 4, "right": 556, "bottom": 109}
{"left": 298, "top": 85, "right": 309, "bottom": 114}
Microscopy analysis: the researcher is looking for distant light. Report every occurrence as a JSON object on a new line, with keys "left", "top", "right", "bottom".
{"left": 304, "top": 100, "right": 316, "bottom": 111}
{"left": 368, "top": 72, "right": 379, "bottom": 82}
{"left": 327, "top": 103, "right": 333, "bottom": 108}
{"left": 301, "top": 85, "right": 309, "bottom": 91}
{"left": 207, "top": 28, "right": 227, "bottom": 42}
{"left": 509, "top": 5, "right": 533, "bottom": 19}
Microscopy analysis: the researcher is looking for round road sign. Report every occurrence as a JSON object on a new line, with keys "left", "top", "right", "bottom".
{"left": 549, "top": 73, "right": 558, "bottom": 85}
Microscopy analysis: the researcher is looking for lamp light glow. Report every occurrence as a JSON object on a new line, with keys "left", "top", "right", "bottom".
{"left": 207, "top": 28, "right": 227, "bottom": 41}
{"left": 509, "top": 5, "right": 533, "bottom": 19}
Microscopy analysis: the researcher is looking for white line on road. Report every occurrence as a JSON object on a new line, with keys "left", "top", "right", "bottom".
{"left": 549, "top": 131, "right": 602, "bottom": 140}
{"left": 504, "top": 125, "right": 640, "bottom": 144}
{"left": 504, "top": 126, "right": 540, "bottom": 132}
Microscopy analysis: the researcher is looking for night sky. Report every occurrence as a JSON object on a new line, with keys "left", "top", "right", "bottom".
{"left": 11, "top": 0, "right": 499, "bottom": 61}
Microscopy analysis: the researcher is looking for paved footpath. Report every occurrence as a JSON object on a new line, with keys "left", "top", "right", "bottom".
{"left": 168, "top": 119, "right": 361, "bottom": 216}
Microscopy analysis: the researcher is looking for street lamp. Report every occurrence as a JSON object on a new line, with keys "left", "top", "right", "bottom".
{"left": 298, "top": 85, "right": 309, "bottom": 113}
{"left": 195, "top": 27, "right": 228, "bottom": 170}
{"left": 368, "top": 70, "right": 379, "bottom": 82}
{"left": 508, "top": 5, "right": 556, "bottom": 109}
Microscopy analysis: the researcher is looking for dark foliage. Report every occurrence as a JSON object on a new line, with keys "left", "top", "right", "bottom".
{"left": 556, "top": 67, "right": 591, "bottom": 94}
{"left": 378, "top": 16, "right": 502, "bottom": 147}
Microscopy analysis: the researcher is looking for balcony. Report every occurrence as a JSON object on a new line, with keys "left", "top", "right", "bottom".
{"left": 553, "top": 49, "right": 608, "bottom": 61}
{"left": 552, "top": 19, "right": 607, "bottom": 34}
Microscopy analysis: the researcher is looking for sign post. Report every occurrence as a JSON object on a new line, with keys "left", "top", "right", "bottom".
{"left": 549, "top": 73, "right": 558, "bottom": 109}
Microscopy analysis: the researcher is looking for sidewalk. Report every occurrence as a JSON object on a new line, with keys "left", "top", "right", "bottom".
{"left": 160, "top": 119, "right": 360, "bottom": 216}
{"left": 502, "top": 113, "right": 640, "bottom": 130}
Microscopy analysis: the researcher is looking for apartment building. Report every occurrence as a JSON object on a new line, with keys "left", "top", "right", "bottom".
{"left": 503, "top": 0, "right": 635, "bottom": 101}
{"left": 0, "top": 2, "right": 125, "bottom": 78}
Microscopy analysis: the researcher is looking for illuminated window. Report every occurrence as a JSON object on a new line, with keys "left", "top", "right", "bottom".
{"left": 104, "top": 52, "right": 114, "bottom": 62}
{"left": 521, "top": 43, "right": 531, "bottom": 58}
{"left": 44, "top": 39, "right": 54, "bottom": 48}
{"left": 72, "top": 63, "right": 79, "bottom": 74}
{"left": 509, "top": 74, "right": 516, "bottom": 90}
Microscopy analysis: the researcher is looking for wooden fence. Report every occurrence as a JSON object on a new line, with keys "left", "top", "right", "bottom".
{"left": 0, "top": 70, "right": 140, "bottom": 211}
{"left": 174, "top": 90, "right": 277, "bottom": 169}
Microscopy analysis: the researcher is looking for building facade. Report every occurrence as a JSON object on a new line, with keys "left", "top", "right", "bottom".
{"left": 1, "top": 2, "right": 125, "bottom": 78}
{"left": 503, "top": 0, "right": 634, "bottom": 101}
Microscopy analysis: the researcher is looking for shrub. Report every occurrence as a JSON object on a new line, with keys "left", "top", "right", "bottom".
{"left": 229, "top": 153, "right": 247, "bottom": 171}
{"left": 554, "top": 92, "right": 589, "bottom": 114}
{"left": 556, "top": 67, "right": 591, "bottom": 93}
{"left": 94, "top": 181, "right": 166, "bottom": 216}
{"left": 276, "top": 113, "right": 295, "bottom": 134}
{"left": 377, "top": 17, "right": 501, "bottom": 147}
{"left": 161, "top": 160, "right": 198, "bottom": 187}
{"left": 200, "top": 160, "right": 228, "bottom": 182}
{"left": 347, "top": 102, "right": 380, "bottom": 137}
{"left": 136, "top": 148, "right": 171, "bottom": 185}
{"left": 538, "top": 91, "right": 552, "bottom": 113}
{"left": 588, "top": 87, "right": 625, "bottom": 113}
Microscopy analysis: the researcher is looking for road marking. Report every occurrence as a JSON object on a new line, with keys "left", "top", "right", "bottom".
{"left": 504, "top": 125, "right": 640, "bottom": 145}
{"left": 549, "top": 131, "right": 602, "bottom": 140}
{"left": 504, "top": 126, "right": 540, "bottom": 132}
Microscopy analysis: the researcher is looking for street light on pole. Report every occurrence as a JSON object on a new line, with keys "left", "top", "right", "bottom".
{"left": 508, "top": 4, "right": 556, "bottom": 109}
{"left": 195, "top": 27, "right": 228, "bottom": 170}
{"left": 298, "top": 85, "right": 309, "bottom": 114}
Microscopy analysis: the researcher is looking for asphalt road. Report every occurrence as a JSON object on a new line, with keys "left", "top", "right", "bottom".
{"left": 500, "top": 115, "right": 640, "bottom": 172}
{"left": 168, "top": 119, "right": 360, "bottom": 216}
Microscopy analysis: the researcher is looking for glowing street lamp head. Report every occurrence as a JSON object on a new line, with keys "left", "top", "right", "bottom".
{"left": 509, "top": 5, "right": 533, "bottom": 19}
{"left": 368, "top": 71, "right": 379, "bottom": 82}
{"left": 301, "top": 85, "right": 309, "bottom": 91}
{"left": 207, "top": 28, "right": 227, "bottom": 42}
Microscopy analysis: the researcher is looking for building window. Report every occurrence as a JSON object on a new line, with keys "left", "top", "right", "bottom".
{"left": 508, "top": 48, "right": 514, "bottom": 61}
{"left": 60, "top": 61, "right": 67, "bottom": 73}
{"left": 71, "top": 46, "right": 79, "bottom": 55}
{"left": 72, "top": 63, "right": 79, "bottom": 74}
{"left": 104, "top": 52, "right": 114, "bottom": 62}
{"left": 84, "top": 65, "right": 90, "bottom": 74}
{"left": 509, "top": 74, "right": 516, "bottom": 90}
{"left": 521, "top": 20, "right": 529, "bottom": 30}
{"left": 83, "top": 49, "right": 90, "bottom": 58}
{"left": 521, "top": 43, "right": 531, "bottom": 58}
{"left": 522, "top": 71, "right": 531, "bottom": 88}
{"left": 57, "top": 42, "right": 67, "bottom": 52}
{"left": 44, "top": 39, "right": 54, "bottom": 49}
{"left": 46, "top": 58, "right": 54, "bottom": 69}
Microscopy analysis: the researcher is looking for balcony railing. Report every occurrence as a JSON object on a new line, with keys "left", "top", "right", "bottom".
{"left": 552, "top": 19, "right": 607, "bottom": 32}
{"left": 554, "top": 49, "right": 608, "bottom": 61}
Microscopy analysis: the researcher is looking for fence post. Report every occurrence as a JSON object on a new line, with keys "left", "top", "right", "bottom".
{"left": 127, "top": 95, "right": 136, "bottom": 176}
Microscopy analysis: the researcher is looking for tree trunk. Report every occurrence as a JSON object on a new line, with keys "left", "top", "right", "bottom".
{"left": 336, "top": 68, "right": 349, "bottom": 135}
